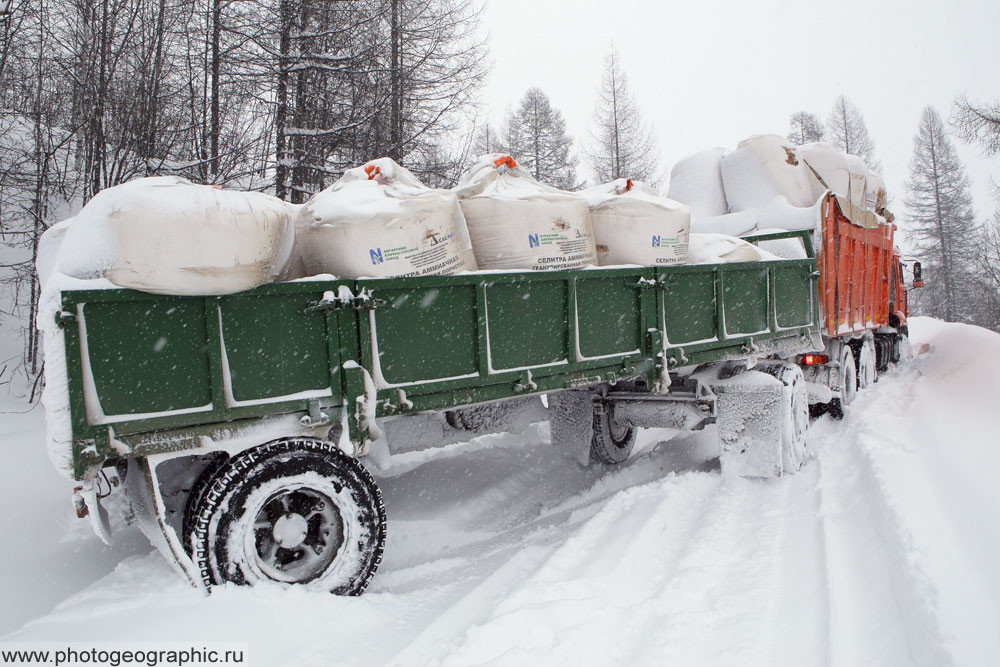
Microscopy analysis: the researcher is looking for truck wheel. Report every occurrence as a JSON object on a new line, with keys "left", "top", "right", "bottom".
{"left": 828, "top": 345, "right": 857, "bottom": 419}
{"left": 856, "top": 339, "right": 877, "bottom": 389}
{"left": 590, "top": 400, "right": 636, "bottom": 465}
{"left": 188, "top": 438, "right": 386, "bottom": 594}
{"left": 756, "top": 361, "right": 810, "bottom": 472}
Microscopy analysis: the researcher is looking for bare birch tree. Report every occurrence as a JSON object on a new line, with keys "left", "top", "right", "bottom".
{"left": 787, "top": 111, "right": 824, "bottom": 144}
{"left": 951, "top": 94, "right": 1000, "bottom": 157}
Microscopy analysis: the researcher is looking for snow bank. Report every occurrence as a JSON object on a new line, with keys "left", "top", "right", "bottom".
{"left": 582, "top": 179, "right": 690, "bottom": 266}
{"left": 687, "top": 233, "right": 781, "bottom": 264}
{"left": 56, "top": 177, "right": 294, "bottom": 295}
{"left": 454, "top": 154, "right": 597, "bottom": 271}
{"left": 667, "top": 148, "right": 729, "bottom": 218}
{"left": 295, "top": 158, "right": 477, "bottom": 279}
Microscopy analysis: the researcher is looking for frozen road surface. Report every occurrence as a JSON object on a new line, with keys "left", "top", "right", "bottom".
{"left": 2, "top": 317, "right": 998, "bottom": 666}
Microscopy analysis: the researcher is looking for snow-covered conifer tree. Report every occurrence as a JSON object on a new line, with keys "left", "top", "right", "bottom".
{"left": 905, "top": 106, "right": 979, "bottom": 322}
{"left": 827, "top": 95, "right": 882, "bottom": 172}
{"left": 504, "top": 87, "right": 578, "bottom": 189}
{"left": 587, "top": 48, "right": 660, "bottom": 186}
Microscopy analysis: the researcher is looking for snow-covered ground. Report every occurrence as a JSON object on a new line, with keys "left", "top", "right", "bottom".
{"left": 1, "top": 317, "right": 998, "bottom": 666}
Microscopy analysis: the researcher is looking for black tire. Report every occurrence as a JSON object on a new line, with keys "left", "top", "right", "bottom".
{"left": 828, "top": 345, "right": 857, "bottom": 420}
{"left": 759, "top": 361, "right": 810, "bottom": 472}
{"left": 182, "top": 454, "right": 229, "bottom": 554}
{"left": 189, "top": 438, "right": 386, "bottom": 594}
{"left": 590, "top": 401, "right": 636, "bottom": 465}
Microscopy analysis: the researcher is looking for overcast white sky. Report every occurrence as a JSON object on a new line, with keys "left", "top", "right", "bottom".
{"left": 479, "top": 0, "right": 1000, "bottom": 221}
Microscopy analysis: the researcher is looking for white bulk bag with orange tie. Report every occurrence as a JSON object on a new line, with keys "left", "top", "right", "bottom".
{"left": 294, "top": 157, "right": 477, "bottom": 279}
{"left": 454, "top": 154, "right": 598, "bottom": 271}
{"left": 583, "top": 178, "right": 691, "bottom": 266}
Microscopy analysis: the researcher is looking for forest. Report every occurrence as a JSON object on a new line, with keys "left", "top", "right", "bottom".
{"left": 1, "top": 0, "right": 999, "bottom": 397}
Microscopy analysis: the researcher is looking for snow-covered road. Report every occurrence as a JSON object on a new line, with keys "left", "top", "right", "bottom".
{"left": 2, "top": 317, "right": 998, "bottom": 666}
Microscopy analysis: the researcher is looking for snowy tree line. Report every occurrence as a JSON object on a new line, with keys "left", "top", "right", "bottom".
{"left": 0, "top": 0, "right": 660, "bottom": 395}
{"left": 788, "top": 95, "right": 1000, "bottom": 333}
{"left": 0, "top": 0, "right": 490, "bottom": 392}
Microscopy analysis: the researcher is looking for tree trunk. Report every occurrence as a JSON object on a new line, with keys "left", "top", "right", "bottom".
{"left": 210, "top": 0, "right": 221, "bottom": 179}
{"left": 274, "top": 0, "right": 292, "bottom": 199}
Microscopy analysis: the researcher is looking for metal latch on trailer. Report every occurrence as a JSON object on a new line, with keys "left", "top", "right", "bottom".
{"left": 306, "top": 290, "right": 387, "bottom": 314}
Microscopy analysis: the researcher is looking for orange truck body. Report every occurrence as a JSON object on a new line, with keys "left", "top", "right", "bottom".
{"left": 816, "top": 194, "right": 909, "bottom": 339}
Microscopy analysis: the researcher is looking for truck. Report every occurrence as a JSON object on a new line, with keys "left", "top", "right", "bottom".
{"left": 46, "top": 191, "right": 918, "bottom": 595}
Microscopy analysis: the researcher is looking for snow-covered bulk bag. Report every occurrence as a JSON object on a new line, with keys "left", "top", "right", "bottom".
{"left": 687, "top": 233, "right": 781, "bottom": 265}
{"left": 454, "top": 154, "right": 597, "bottom": 271}
{"left": 582, "top": 178, "right": 690, "bottom": 266}
{"left": 667, "top": 148, "right": 730, "bottom": 218}
{"left": 56, "top": 176, "right": 294, "bottom": 295}
{"left": 796, "top": 142, "right": 888, "bottom": 214}
{"left": 795, "top": 142, "right": 851, "bottom": 204}
{"left": 720, "top": 134, "right": 816, "bottom": 211}
{"left": 36, "top": 217, "right": 73, "bottom": 290}
{"left": 295, "top": 158, "right": 477, "bottom": 279}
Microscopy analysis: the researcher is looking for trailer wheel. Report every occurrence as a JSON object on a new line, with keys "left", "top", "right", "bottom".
{"left": 188, "top": 438, "right": 386, "bottom": 594}
{"left": 828, "top": 345, "right": 857, "bottom": 419}
{"left": 590, "top": 400, "right": 636, "bottom": 465}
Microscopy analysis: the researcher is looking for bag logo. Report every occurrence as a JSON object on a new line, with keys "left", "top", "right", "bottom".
{"left": 370, "top": 248, "right": 384, "bottom": 265}
{"left": 651, "top": 235, "right": 661, "bottom": 248}
{"left": 528, "top": 233, "right": 540, "bottom": 248}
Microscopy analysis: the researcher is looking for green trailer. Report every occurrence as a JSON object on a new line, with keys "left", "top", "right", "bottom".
{"left": 52, "top": 230, "right": 822, "bottom": 593}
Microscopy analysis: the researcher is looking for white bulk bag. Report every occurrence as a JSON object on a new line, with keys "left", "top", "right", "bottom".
{"left": 296, "top": 158, "right": 477, "bottom": 279}
{"left": 721, "top": 134, "right": 816, "bottom": 211}
{"left": 56, "top": 176, "right": 294, "bottom": 295}
{"left": 667, "top": 148, "right": 730, "bottom": 218}
{"left": 454, "top": 154, "right": 597, "bottom": 271}
{"left": 583, "top": 179, "right": 690, "bottom": 266}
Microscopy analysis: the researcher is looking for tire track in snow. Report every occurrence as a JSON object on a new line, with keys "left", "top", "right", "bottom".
{"left": 390, "top": 471, "right": 725, "bottom": 667}
{"left": 427, "top": 470, "right": 824, "bottom": 667}
{"left": 813, "top": 368, "right": 956, "bottom": 667}
{"left": 763, "top": 461, "right": 832, "bottom": 667}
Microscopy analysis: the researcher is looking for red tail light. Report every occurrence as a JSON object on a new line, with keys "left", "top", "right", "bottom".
{"left": 800, "top": 354, "right": 829, "bottom": 365}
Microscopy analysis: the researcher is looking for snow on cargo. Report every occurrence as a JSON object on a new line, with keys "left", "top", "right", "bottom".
{"left": 667, "top": 147, "right": 729, "bottom": 218}
{"left": 797, "top": 142, "right": 889, "bottom": 215}
{"left": 582, "top": 178, "right": 690, "bottom": 267}
{"left": 454, "top": 154, "right": 598, "bottom": 271}
{"left": 687, "top": 233, "right": 781, "bottom": 264}
{"left": 689, "top": 196, "right": 822, "bottom": 237}
{"left": 294, "top": 157, "right": 477, "bottom": 280}
{"left": 720, "top": 133, "right": 817, "bottom": 211}
{"left": 36, "top": 217, "right": 73, "bottom": 289}
{"left": 55, "top": 176, "right": 295, "bottom": 295}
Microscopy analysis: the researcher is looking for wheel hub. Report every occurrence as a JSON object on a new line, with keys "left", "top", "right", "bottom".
{"left": 272, "top": 513, "right": 309, "bottom": 549}
{"left": 252, "top": 487, "right": 344, "bottom": 583}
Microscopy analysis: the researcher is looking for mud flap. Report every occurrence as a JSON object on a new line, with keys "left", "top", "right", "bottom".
{"left": 75, "top": 482, "right": 113, "bottom": 546}
{"left": 710, "top": 370, "right": 785, "bottom": 478}
{"left": 123, "top": 457, "right": 207, "bottom": 592}
{"left": 547, "top": 390, "right": 594, "bottom": 467}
